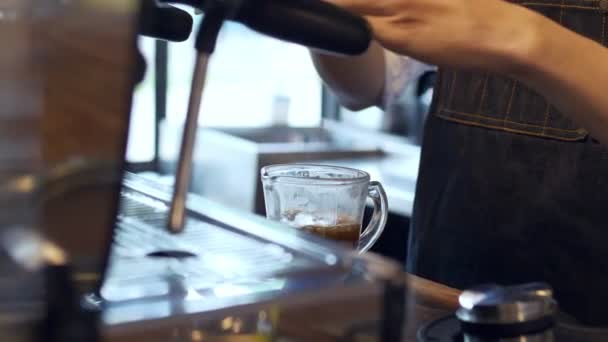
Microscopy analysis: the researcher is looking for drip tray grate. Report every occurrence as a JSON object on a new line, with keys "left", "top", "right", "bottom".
{"left": 101, "top": 189, "right": 330, "bottom": 302}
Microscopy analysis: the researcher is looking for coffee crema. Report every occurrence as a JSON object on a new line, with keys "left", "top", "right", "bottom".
{"left": 301, "top": 222, "right": 361, "bottom": 248}
{"left": 281, "top": 210, "right": 362, "bottom": 248}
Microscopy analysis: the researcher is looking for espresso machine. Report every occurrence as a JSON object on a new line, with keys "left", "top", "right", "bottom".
{"left": 0, "top": 1, "right": 412, "bottom": 341}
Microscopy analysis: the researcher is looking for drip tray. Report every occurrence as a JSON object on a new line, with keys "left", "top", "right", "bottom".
{"left": 100, "top": 185, "right": 346, "bottom": 304}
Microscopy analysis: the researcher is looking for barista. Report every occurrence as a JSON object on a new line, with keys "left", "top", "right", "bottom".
{"left": 313, "top": 0, "right": 608, "bottom": 325}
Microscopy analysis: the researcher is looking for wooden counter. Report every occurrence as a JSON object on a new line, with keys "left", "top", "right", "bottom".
{"left": 277, "top": 273, "right": 461, "bottom": 341}
{"left": 402, "top": 274, "right": 461, "bottom": 341}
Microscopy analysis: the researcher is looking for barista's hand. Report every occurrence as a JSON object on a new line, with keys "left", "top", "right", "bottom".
{"left": 326, "top": 0, "right": 545, "bottom": 74}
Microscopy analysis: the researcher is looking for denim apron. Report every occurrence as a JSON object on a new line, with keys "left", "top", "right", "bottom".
{"left": 407, "top": 0, "right": 608, "bottom": 325}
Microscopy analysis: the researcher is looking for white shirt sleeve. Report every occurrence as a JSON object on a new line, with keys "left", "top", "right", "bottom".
{"left": 382, "top": 49, "right": 437, "bottom": 109}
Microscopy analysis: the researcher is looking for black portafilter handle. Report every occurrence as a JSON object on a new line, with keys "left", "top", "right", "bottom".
{"left": 139, "top": 1, "right": 194, "bottom": 42}
{"left": 137, "top": 1, "right": 193, "bottom": 84}
{"left": 162, "top": 0, "right": 372, "bottom": 56}
{"left": 237, "top": 0, "right": 372, "bottom": 55}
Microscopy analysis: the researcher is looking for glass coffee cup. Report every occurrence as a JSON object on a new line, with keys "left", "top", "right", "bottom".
{"left": 261, "top": 164, "right": 388, "bottom": 252}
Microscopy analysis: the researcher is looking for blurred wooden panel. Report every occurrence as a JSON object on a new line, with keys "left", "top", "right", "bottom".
{"left": 38, "top": 0, "right": 138, "bottom": 164}
{"left": 1, "top": 0, "right": 139, "bottom": 170}
{"left": 0, "top": 1, "right": 43, "bottom": 173}
{"left": 34, "top": 0, "right": 140, "bottom": 272}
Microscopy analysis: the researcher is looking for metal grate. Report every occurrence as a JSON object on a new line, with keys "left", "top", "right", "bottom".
{"left": 101, "top": 189, "right": 324, "bottom": 301}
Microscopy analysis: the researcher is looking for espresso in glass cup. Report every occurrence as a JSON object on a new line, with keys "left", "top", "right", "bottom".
{"left": 261, "top": 164, "right": 388, "bottom": 252}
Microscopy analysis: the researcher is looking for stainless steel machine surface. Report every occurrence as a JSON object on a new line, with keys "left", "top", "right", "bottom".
{"left": 98, "top": 173, "right": 408, "bottom": 341}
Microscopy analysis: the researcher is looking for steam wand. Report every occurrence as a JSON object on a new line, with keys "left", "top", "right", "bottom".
{"left": 168, "top": 2, "right": 226, "bottom": 233}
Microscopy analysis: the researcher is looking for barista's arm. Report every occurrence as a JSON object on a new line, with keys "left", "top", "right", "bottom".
{"left": 311, "top": 41, "right": 386, "bottom": 111}
{"left": 311, "top": 42, "right": 434, "bottom": 111}
{"left": 324, "top": 0, "right": 608, "bottom": 143}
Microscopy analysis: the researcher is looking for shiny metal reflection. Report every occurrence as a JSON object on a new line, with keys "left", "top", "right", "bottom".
{"left": 457, "top": 283, "right": 556, "bottom": 325}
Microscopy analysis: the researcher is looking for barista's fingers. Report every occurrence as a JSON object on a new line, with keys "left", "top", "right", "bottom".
{"left": 363, "top": 16, "right": 416, "bottom": 54}
{"left": 323, "top": 0, "right": 393, "bottom": 16}
{"left": 345, "top": 13, "right": 406, "bottom": 45}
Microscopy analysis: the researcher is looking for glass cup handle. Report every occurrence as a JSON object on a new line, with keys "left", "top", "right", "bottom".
{"left": 358, "top": 181, "right": 388, "bottom": 253}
